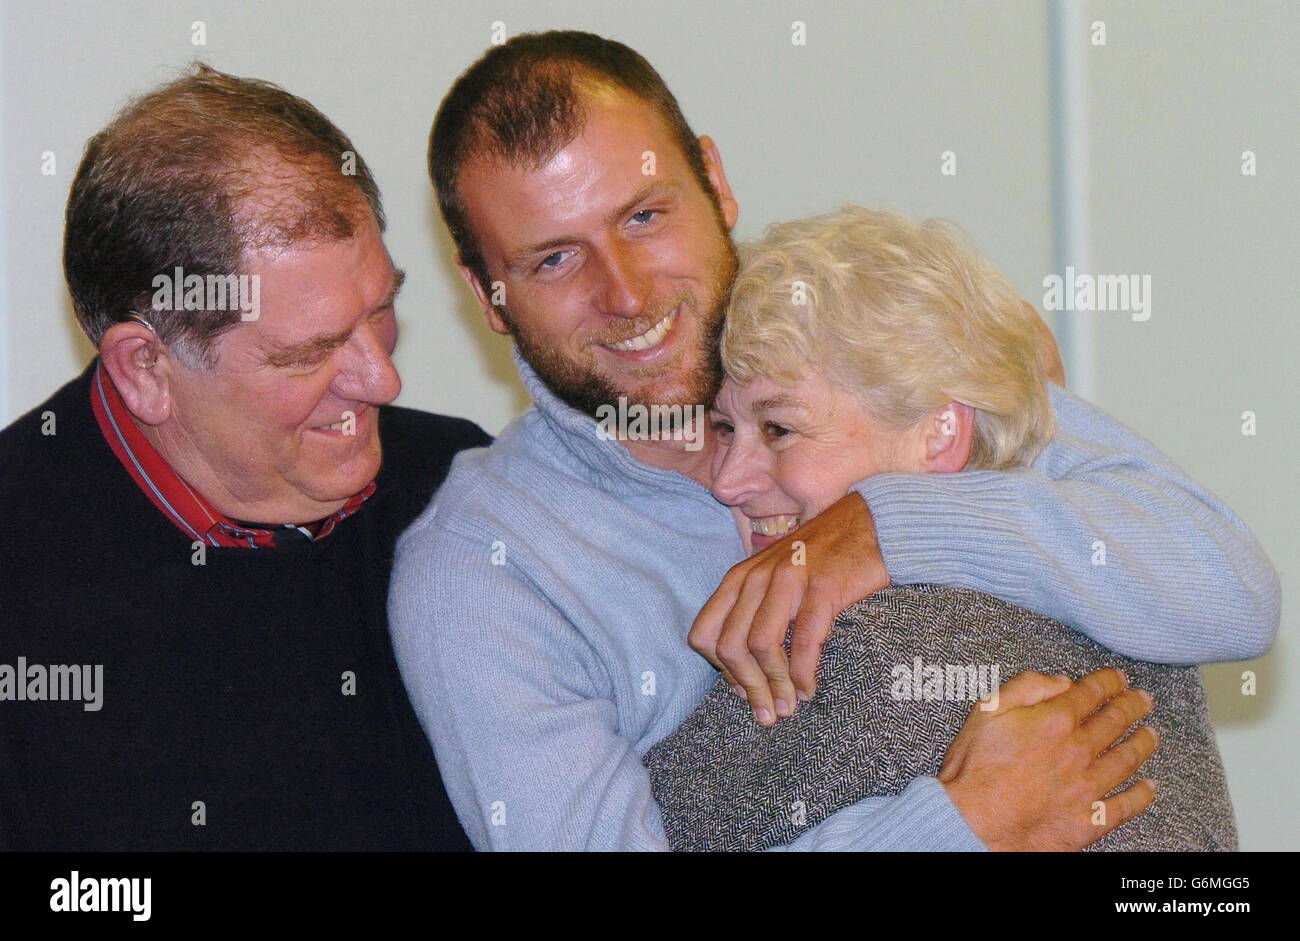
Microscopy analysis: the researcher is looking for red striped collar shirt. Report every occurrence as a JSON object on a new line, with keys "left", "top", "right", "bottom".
{"left": 90, "top": 362, "right": 375, "bottom": 548}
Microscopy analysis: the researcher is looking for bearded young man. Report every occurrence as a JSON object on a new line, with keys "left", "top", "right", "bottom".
{"left": 0, "top": 65, "right": 488, "bottom": 851}
{"left": 389, "top": 31, "right": 1279, "bottom": 851}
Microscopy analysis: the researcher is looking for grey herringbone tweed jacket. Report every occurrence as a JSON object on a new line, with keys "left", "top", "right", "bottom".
{"left": 644, "top": 585, "right": 1236, "bottom": 851}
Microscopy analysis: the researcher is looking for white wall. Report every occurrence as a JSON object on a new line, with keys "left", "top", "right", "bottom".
{"left": 1, "top": 0, "right": 1292, "bottom": 848}
{"left": 1, "top": 0, "right": 1053, "bottom": 431}
{"left": 1079, "top": 0, "right": 1298, "bottom": 850}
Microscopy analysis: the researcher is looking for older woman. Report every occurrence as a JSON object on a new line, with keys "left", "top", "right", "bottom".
{"left": 642, "top": 206, "right": 1236, "bottom": 851}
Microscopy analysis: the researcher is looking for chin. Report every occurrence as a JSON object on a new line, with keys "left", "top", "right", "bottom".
{"left": 631, "top": 363, "right": 716, "bottom": 409}
{"left": 307, "top": 447, "right": 382, "bottom": 504}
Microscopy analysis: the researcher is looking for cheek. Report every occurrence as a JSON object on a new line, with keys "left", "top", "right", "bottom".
{"left": 257, "top": 377, "right": 334, "bottom": 437}
{"left": 512, "top": 288, "right": 585, "bottom": 342}
{"left": 775, "top": 445, "right": 858, "bottom": 514}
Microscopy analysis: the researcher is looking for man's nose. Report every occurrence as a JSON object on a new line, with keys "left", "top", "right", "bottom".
{"left": 710, "top": 436, "right": 767, "bottom": 507}
{"left": 592, "top": 241, "right": 652, "bottom": 319}
{"left": 334, "top": 319, "right": 401, "bottom": 405}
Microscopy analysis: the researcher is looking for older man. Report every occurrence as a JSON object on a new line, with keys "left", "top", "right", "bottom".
{"left": 0, "top": 66, "right": 488, "bottom": 850}
{"left": 389, "top": 31, "right": 1279, "bottom": 851}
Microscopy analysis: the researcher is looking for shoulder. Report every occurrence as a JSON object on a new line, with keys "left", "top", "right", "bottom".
{"left": 376, "top": 404, "right": 492, "bottom": 500}
{"left": 833, "top": 585, "right": 1068, "bottom": 653}
{"left": 1042, "top": 384, "right": 1165, "bottom": 464}
{"left": 397, "top": 409, "right": 576, "bottom": 543}
{"left": 0, "top": 365, "right": 104, "bottom": 502}
{"left": 391, "top": 411, "right": 593, "bottom": 611}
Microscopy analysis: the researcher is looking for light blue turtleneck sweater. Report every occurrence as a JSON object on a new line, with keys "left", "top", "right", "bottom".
{"left": 389, "top": 356, "right": 1279, "bottom": 851}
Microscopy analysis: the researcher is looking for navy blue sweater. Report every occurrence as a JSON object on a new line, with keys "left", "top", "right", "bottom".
{"left": 0, "top": 362, "right": 489, "bottom": 850}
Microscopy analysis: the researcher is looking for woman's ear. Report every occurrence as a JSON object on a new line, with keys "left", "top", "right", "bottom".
{"left": 917, "top": 401, "right": 975, "bottom": 473}
{"left": 99, "top": 321, "right": 173, "bottom": 426}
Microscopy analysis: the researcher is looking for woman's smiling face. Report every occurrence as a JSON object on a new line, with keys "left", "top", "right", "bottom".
{"left": 708, "top": 373, "right": 918, "bottom": 555}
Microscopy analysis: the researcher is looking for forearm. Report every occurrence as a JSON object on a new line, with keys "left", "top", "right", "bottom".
{"left": 854, "top": 387, "right": 1279, "bottom": 663}
{"left": 775, "top": 777, "right": 986, "bottom": 852}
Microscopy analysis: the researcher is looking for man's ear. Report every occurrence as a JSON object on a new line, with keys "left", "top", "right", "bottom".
{"left": 456, "top": 259, "right": 510, "bottom": 335}
{"left": 98, "top": 321, "right": 174, "bottom": 426}
{"left": 916, "top": 402, "right": 975, "bottom": 473}
{"left": 1025, "top": 301, "right": 1066, "bottom": 387}
{"left": 697, "top": 135, "right": 739, "bottom": 232}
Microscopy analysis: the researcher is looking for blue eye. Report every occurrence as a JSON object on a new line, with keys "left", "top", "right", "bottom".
{"left": 631, "top": 209, "right": 657, "bottom": 225}
{"left": 538, "top": 249, "right": 574, "bottom": 271}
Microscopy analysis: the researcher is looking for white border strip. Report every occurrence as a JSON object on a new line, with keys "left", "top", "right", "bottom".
{"left": 1048, "top": 0, "right": 1096, "bottom": 398}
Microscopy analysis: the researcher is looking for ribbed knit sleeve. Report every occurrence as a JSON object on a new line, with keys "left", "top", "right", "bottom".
{"left": 853, "top": 385, "right": 1280, "bottom": 664}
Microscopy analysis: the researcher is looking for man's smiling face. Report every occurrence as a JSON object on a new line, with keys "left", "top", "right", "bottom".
{"left": 454, "top": 84, "right": 739, "bottom": 417}
{"left": 149, "top": 211, "right": 404, "bottom": 524}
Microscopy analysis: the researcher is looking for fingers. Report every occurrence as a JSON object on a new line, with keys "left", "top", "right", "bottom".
{"left": 720, "top": 666, "right": 745, "bottom": 699}
{"left": 983, "top": 670, "right": 1074, "bottom": 714}
{"left": 688, "top": 570, "right": 743, "bottom": 671}
{"left": 1093, "top": 725, "right": 1160, "bottom": 796}
{"left": 1055, "top": 667, "right": 1129, "bottom": 723}
{"left": 714, "top": 570, "right": 778, "bottom": 725}
{"left": 1080, "top": 688, "right": 1154, "bottom": 756}
{"left": 745, "top": 568, "right": 803, "bottom": 717}
{"left": 788, "top": 588, "right": 836, "bottom": 700}
{"left": 1086, "top": 778, "right": 1158, "bottom": 845}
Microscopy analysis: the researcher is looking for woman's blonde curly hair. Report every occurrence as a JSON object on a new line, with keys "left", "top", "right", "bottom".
{"left": 721, "top": 205, "right": 1055, "bottom": 469}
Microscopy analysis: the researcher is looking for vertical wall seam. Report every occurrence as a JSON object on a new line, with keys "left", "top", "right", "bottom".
{"left": 1048, "top": 0, "right": 1096, "bottom": 399}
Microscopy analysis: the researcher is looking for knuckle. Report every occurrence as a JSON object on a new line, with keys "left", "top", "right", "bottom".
{"left": 806, "top": 573, "right": 836, "bottom": 596}
{"left": 716, "top": 636, "right": 746, "bottom": 666}
{"left": 1063, "top": 739, "right": 1094, "bottom": 770}
{"left": 721, "top": 566, "right": 747, "bottom": 589}
{"left": 1137, "top": 725, "right": 1161, "bottom": 755}
{"left": 770, "top": 563, "right": 800, "bottom": 586}
{"left": 1042, "top": 707, "right": 1076, "bottom": 739}
{"left": 1117, "top": 688, "right": 1149, "bottom": 718}
{"left": 1079, "top": 671, "right": 1110, "bottom": 699}
{"left": 788, "top": 627, "right": 820, "bottom": 654}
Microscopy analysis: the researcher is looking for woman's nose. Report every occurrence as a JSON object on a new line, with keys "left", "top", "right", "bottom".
{"left": 711, "top": 438, "right": 765, "bottom": 506}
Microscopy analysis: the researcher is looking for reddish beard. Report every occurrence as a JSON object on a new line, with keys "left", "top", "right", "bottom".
{"left": 501, "top": 243, "right": 737, "bottom": 420}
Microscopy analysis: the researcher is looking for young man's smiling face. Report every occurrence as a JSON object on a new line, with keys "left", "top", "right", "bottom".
{"left": 454, "top": 84, "right": 740, "bottom": 417}
{"left": 147, "top": 211, "right": 404, "bottom": 525}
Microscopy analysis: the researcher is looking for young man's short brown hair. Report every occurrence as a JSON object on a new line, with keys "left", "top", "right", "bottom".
{"left": 429, "top": 30, "right": 714, "bottom": 294}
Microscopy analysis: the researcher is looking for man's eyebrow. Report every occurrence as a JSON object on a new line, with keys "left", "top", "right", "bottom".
{"left": 380, "top": 268, "right": 407, "bottom": 308}
{"left": 608, "top": 179, "right": 677, "bottom": 228}
{"left": 264, "top": 268, "right": 406, "bottom": 364}
{"left": 504, "top": 180, "right": 679, "bottom": 273}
